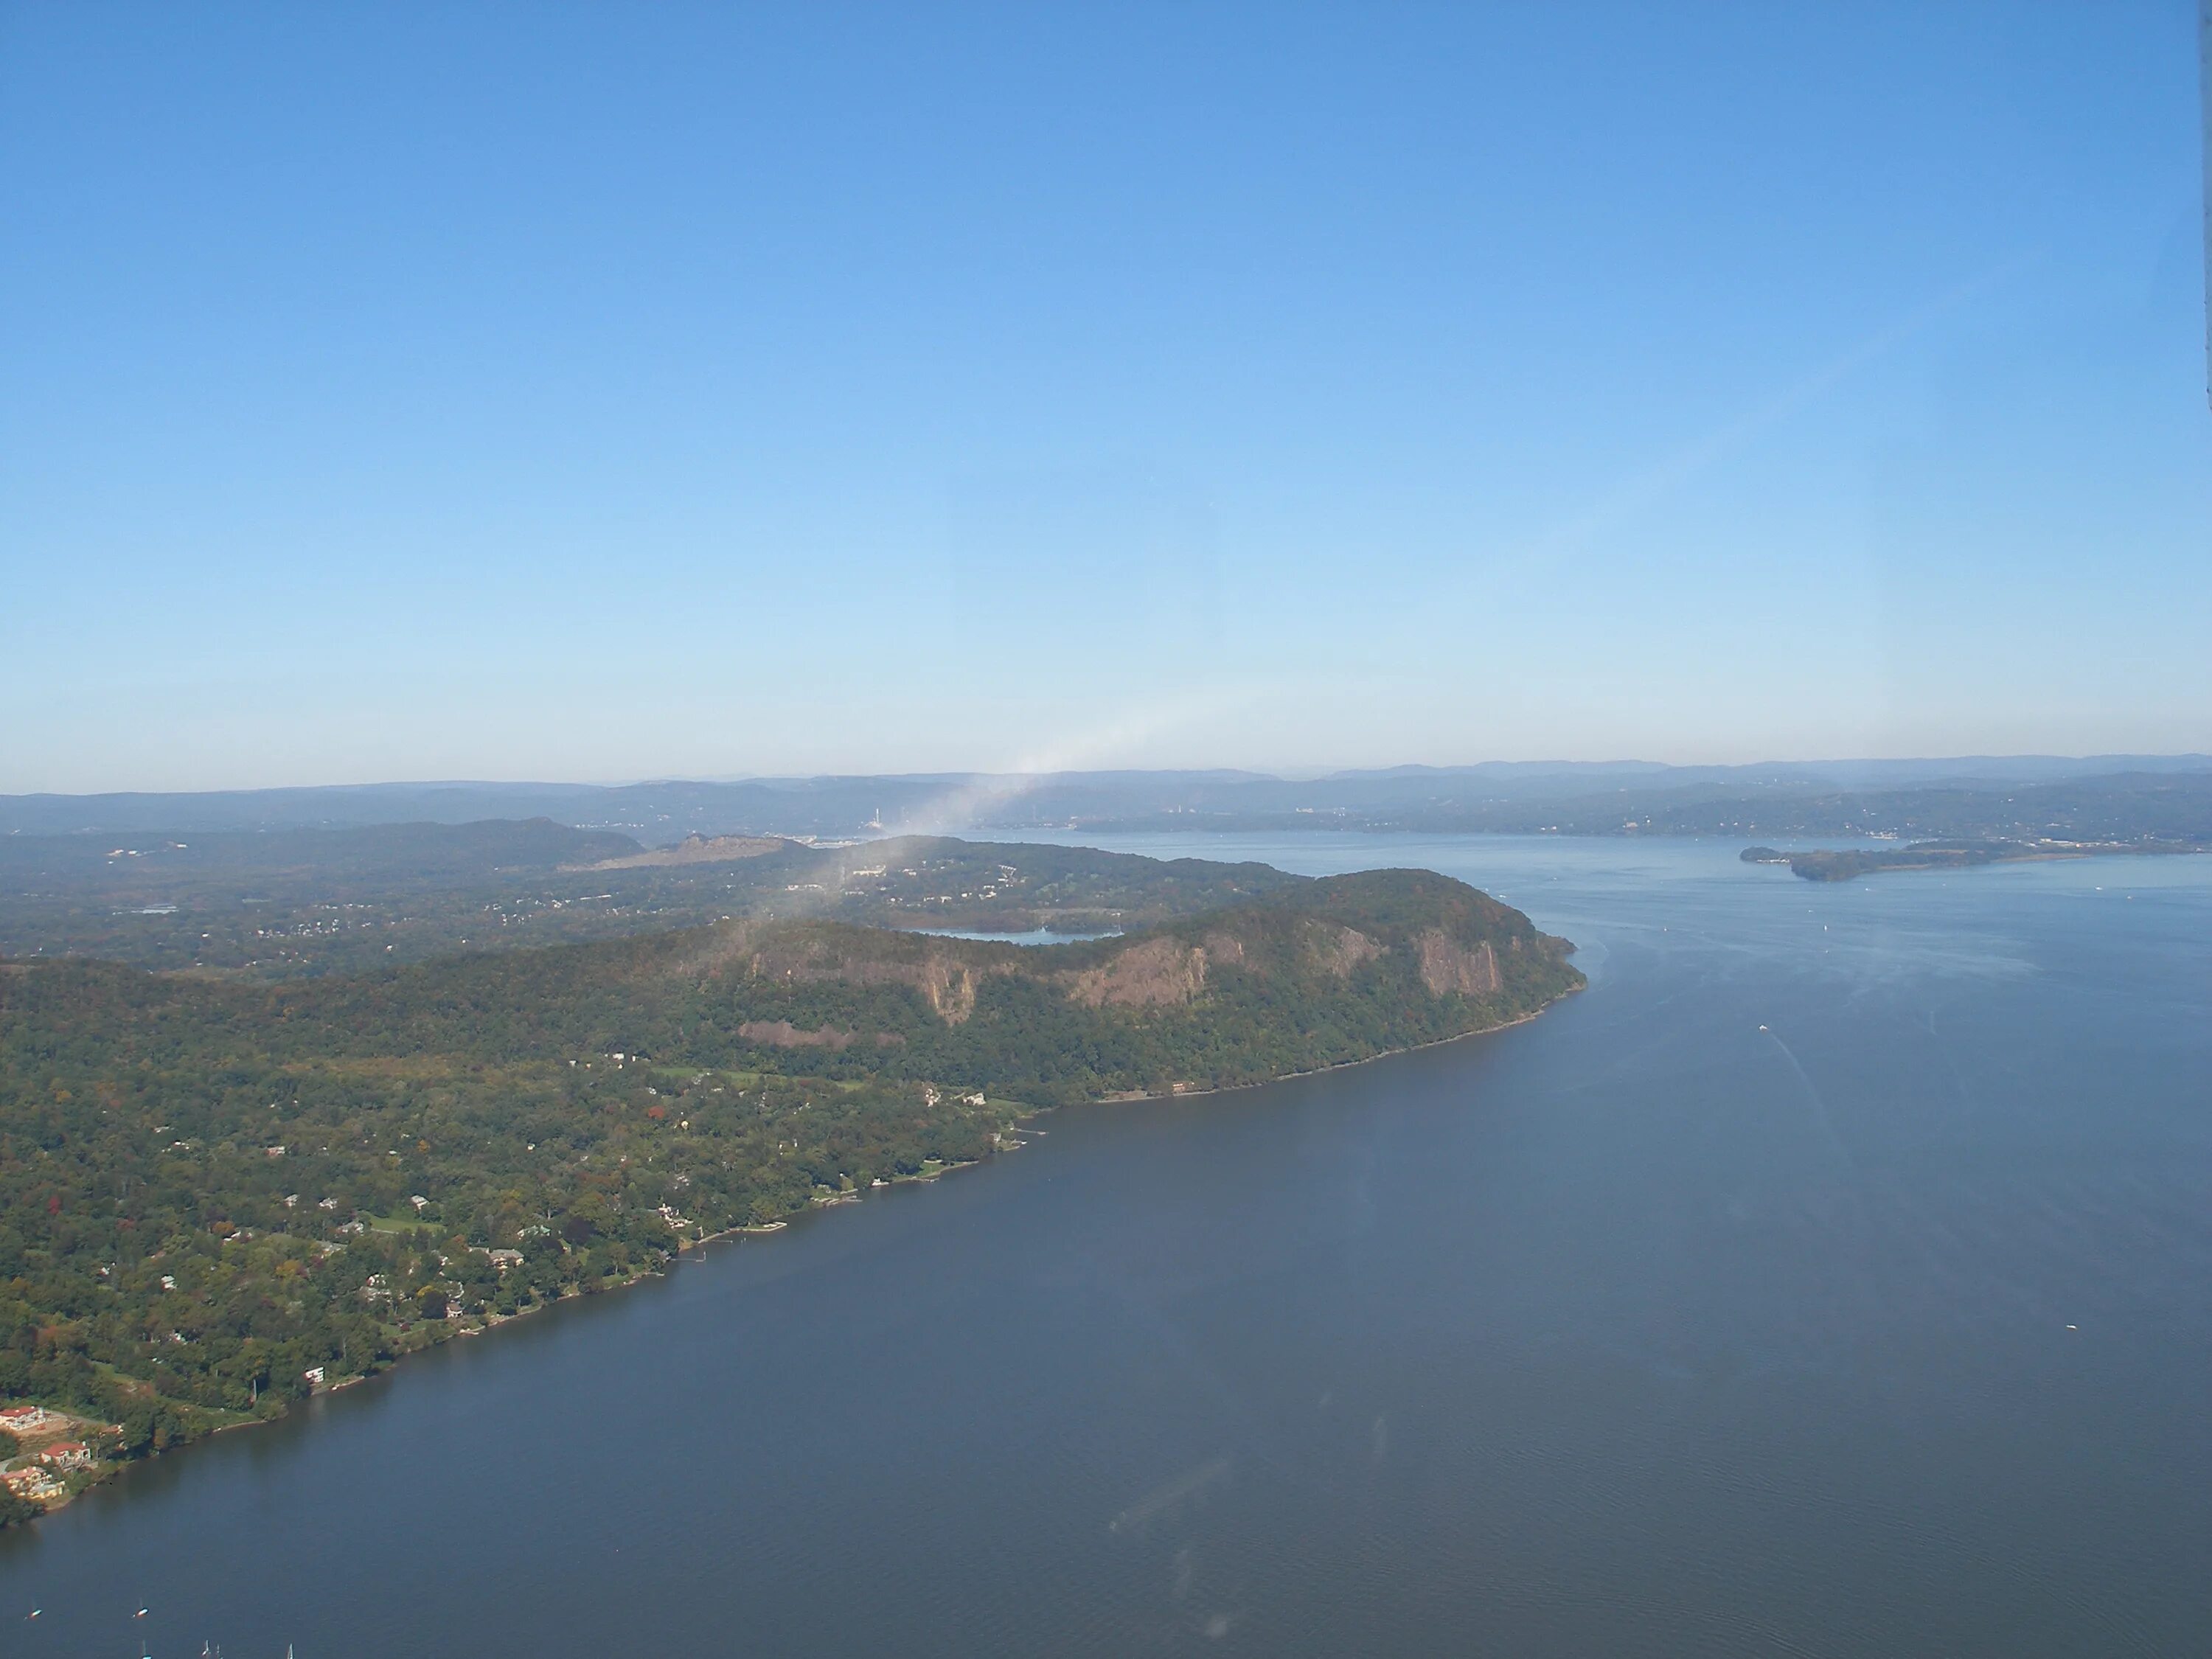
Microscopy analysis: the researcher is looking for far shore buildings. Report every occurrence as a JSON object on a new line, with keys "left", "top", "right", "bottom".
{"left": 0, "top": 1404, "right": 54, "bottom": 1435}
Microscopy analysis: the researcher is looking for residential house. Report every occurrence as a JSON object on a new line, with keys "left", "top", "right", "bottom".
{"left": 2, "top": 1466, "right": 65, "bottom": 1504}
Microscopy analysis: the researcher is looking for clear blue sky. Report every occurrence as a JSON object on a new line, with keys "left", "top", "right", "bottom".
{"left": 4, "top": 1, "right": 2206, "bottom": 791}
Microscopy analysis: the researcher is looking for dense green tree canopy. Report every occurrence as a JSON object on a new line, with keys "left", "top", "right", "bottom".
{"left": 0, "top": 863, "right": 1579, "bottom": 1521}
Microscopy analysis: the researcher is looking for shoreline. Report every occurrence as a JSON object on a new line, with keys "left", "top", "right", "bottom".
{"left": 0, "top": 981, "right": 1581, "bottom": 1528}
{"left": 1096, "top": 995, "right": 1575, "bottom": 1105}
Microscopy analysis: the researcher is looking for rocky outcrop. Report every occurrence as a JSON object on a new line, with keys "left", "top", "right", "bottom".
{"left": 1065, "top": 936, "right": 1210, "bottom": 1008}
{"left": 677, "top": 921, "right": 1006, "bottom": 1024}
{"left": 1307, "top": 922, "right": 1384, "bottom": 978}
{"left": 1414, "top": 931, "right": 1500, "bottom": 998}
{"left": 1200, "top": 931, "right": 1246, "bottom": 966}
{"left": 905, "top": 956, "right": 984, "bottom": 1023}
{"left": 667, "top": 869, "right": 1571, "bottom": 1034}
{"left": 781, "top": 953, "right": 992, "bottom": 1023}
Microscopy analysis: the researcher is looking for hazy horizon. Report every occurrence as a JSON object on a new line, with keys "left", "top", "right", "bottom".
{"left": 6, "top": 749, "right": 2211, "bottom": 805}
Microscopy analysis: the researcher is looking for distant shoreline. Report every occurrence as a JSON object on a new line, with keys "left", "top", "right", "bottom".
{"left": 1741, "top": 839, "right": 2205, "bottom": 883}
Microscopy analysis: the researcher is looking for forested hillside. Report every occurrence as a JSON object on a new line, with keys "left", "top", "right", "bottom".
{"left": 0, "top": 867, "right": 1578, "bottom": 1517}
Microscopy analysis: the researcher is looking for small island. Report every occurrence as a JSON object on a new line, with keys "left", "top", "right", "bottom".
{"left": 1740, "top": 838, "right": 2194, "bottom": 882}
{"left": 0, "top": 860, "right": 1579, "bottom": 1523}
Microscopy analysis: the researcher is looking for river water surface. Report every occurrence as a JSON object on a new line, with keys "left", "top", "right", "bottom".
{"left": 4, "top": 835, "right": 2207, "bottom": 1656}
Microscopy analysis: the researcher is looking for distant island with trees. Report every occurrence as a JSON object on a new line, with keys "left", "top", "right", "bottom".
{"left": 0, "top": 854, "right": 1579, "bottom": 1524}
{"left": 1738, "top": 838, "right": 2191, "bottom": 882}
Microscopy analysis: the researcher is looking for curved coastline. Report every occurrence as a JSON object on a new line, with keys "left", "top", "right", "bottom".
{"left": 0, "top": 966, "right": 1582, "bottom": 1527}
{"left": 0, "top": 866, "right": 1582, "bottom": 1529}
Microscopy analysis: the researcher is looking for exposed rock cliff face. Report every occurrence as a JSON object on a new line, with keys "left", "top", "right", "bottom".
{"left": 662, "top": 868, "right": 1577, "bottom": 1052}
{"left": 863, "top": 956, "right": 988, "bottom": 1023}
{"left": 768, "top": 953, "right": 994, "bottom": 1023}
{"left": 1414, "top": 931, "right": 1500, "bottom": 998}
{"left": 1308, "top": 922, "right": 1385, "bottom": 978}
{"left": 681, "top": 922, "right": 1006, "bottom": 1023}
{"left": 1064, "top": 936, "right": 1211, "bottom": 1008}
{"left": 1200, "top": 931, "right": 1247, "bottom": 966}
{"left": 1056, "top": 877, "right": 1545, "bottom": 1011}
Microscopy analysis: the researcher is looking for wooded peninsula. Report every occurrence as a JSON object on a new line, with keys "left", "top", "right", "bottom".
{"left": 0, "top": 846, "right": 1579, "bottom": 1524}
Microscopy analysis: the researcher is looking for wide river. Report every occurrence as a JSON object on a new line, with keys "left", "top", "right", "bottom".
{"left": 4, "top": 835, "right": 2208, "bottom": 1657}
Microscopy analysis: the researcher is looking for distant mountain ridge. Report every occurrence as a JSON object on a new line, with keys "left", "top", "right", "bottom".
{"left": 4, "top": 756, "right": 2208, "bottom": 844}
